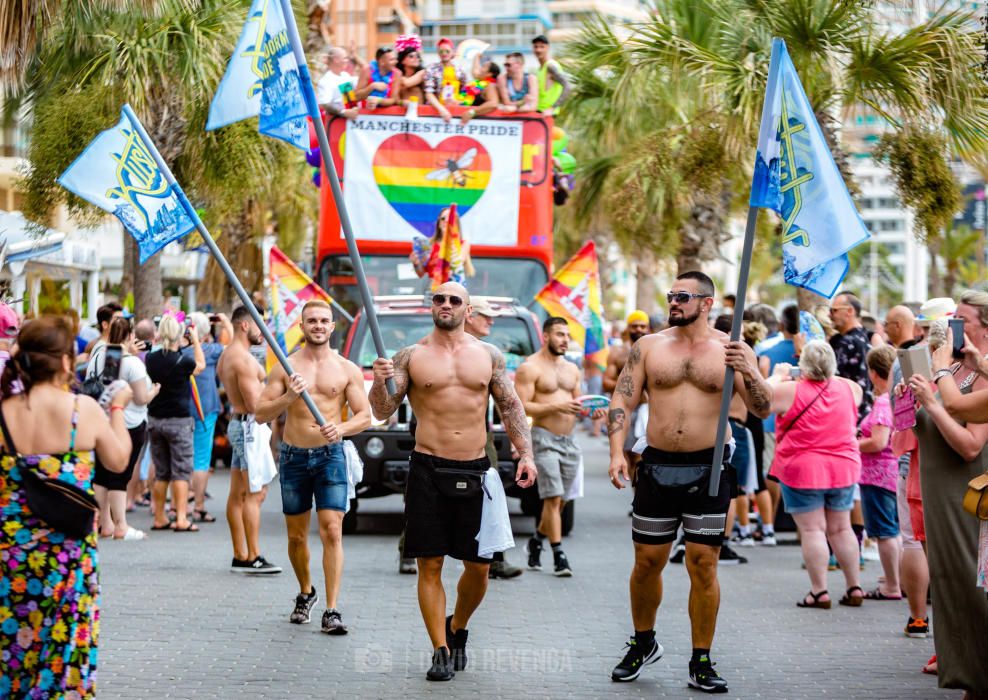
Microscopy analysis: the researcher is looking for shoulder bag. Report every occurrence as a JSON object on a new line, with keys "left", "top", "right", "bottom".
{"left": 776, "top": 380, "right": 831, "bottom": 445}
{"left": 964, "top": 472, "right": 988, "bottom": 520}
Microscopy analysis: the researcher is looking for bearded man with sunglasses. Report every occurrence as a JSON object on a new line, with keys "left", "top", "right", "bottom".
{"left": 370, "top": 282, "right": 537, "bottom": 682}
{"left": 606, "top": 271, "right": 772, "bottom": 693}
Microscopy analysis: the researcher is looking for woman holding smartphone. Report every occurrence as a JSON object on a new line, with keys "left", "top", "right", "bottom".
{"left": 91, "top": 317, "right": 160, "bottom": 540}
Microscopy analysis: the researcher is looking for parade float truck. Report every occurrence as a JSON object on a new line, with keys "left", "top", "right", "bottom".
{"left": 316, "top": 107, "right": 571, "bottom": 534}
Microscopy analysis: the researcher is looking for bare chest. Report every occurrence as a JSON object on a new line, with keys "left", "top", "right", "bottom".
{"left": 409, "top": 349, "right": 492, "bottom": 393}
{"left": 535, "top": 363, "right": 578, "bottom": 395}
{"left": 294, "top": 360, "right": 349, "bottom": 401}
{"left": 648, "top": 348, "right": 725, "bottom": 394}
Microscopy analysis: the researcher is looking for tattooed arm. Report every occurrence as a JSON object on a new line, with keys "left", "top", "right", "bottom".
{"left": 608, "top": 339, "right": 647, "bottom": 489}
{"left": 487, "top": 344, "right": 537, "bottom": 488}
{"left": 368, "top": 345, "right": 414, "bottom": 421}
{"left": 727, "top": 341, "right": 773, "bottom": 419}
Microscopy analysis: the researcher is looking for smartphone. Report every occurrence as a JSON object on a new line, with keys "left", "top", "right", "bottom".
{"left": 209, "top": 314, "right": 220, "bottom": 323}
{"left": 102, "top": 344, "right": 123, "bottom": 384}
{"left": 949, "top": 318, "right": 965, "bottom": 360}
{"left": 789, "top": 367, "right": 801, "bottom": 379}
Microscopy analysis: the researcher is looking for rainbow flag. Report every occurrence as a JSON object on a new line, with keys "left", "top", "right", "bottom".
{"left": 268, "top": 245, "right": 335, "bottom": 367}
{"left": 189, "top": 377, "right": 205, "bottom": 422}
{"left": 372, "top": 135, "right": 491, "bottom": 237}
{"left": 430, "top": 203, "right": 468, "bottom": 290}
{"left": 534, "top": 241, "right": 608, "bottom": 370}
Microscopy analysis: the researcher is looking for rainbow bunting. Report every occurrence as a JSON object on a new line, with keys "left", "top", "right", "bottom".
{"left": 534, "top": 241, "right": 608, "bottom": 371}
{"left": 268, "top": 245, "right": 336, "bottom": 368}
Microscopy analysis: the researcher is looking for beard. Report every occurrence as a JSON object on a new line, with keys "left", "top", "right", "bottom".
{"left": 303, "top": 333, "right": 329, "bottom": 346}
{"left": 668, "top": 309, "right": 701, "bottom": 327}
{"left": 547, "top": 341, "right": 567, "bottom": 356}
{"left": 249, "top": 332, "right": 263, "bottom": 345}
{"left": 433, "top": 313, "right": 460, "bottom": 331}
{"left": 629, "top": 331, "right": 647, "bottom": 343}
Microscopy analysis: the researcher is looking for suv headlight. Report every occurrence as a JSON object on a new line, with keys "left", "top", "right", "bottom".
{"left": 365, "top": 437, "right": 385, "bottom": 458}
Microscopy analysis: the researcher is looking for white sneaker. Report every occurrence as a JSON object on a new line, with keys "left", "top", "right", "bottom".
{"left": 737, "top": 535, "right": 755, "bottom": 547}
{"left": 760, "top": 534, "right": 777, "bottom": 546}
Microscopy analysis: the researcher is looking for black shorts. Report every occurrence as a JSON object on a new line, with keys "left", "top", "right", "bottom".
{"left": 94, "top": 423, "right": 147, "bottom": 491}
{"left": 403, "top": 451, "right": 491, "bottom": 564}
{"left": 631, "top": 447, "right": 736, "bottom": 547}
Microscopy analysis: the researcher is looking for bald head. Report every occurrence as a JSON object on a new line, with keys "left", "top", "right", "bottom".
{"left": 436, "top": 281, "right": 469, "bottom": 302}
{"left": 134, "top": 319, "right": 156, "bottom": 343}
{"left": 431, "top": 282, "right": 469, "bottom": 331}
{"left": 885, "top": 305, "right": 916, "bottom": 348}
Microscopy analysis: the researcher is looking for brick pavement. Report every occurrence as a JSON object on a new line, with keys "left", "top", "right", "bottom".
{"left": 97, "top": 435, "right": 953, "bottom": 699}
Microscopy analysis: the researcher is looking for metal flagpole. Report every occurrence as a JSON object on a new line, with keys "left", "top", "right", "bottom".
{"left": 708, "top": 205, "right": 759, "bottom": 497}
{"left": 279, "top": 0, "right": 396, "bottom": 395}
{"left": 121, "top": 104, "right": 327, "bottom": 426}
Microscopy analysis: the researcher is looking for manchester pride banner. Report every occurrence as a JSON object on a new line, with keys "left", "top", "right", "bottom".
{"left": 342, "top": 114, "right": 522, "bottom": 245}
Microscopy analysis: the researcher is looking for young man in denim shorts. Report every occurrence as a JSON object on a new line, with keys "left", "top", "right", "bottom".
{"left": 606, "top": 272, "right": 772, "bottom": 693}
{"left": 217, "top": 306, "right": 281, "bottom": 575}
{"left": 256, "top": 301, "right": 371, "bottom": 634}
{"left": 370, "top": 282, "right": 537, "bottom": 681}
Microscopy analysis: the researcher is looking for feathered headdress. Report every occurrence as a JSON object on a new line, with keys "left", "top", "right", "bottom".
{"left": 394, "top": 34, "right": 421, "bottom": 53}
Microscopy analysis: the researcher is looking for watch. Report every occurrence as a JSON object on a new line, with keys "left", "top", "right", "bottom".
{"left": 933, "top": 368, "right": 953, "bottom": 384}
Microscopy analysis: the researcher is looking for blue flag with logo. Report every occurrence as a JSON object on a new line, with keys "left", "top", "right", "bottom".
{"left": 750, "top": 39, "right": 870, "bottom": 298}
{"left": 206, "top": 0, "right": 309, "bottom": 150}
{"left": 58, "top": 107, "right": 195, "bottom": 263}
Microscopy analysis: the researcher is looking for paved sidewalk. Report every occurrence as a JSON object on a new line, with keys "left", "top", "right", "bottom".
{"left": 98, "top": 435, "right": 952, "bottom": 699}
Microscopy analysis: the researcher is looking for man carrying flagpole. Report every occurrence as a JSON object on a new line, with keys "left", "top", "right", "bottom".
{"left": 606, "top": 271, "right": 771, "bottom": 693}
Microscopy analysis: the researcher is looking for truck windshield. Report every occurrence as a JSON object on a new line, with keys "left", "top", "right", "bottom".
{"left": 322, "top": 255, "right": 548, "bottom": 315}
{"left": 350, "top": 314, "right": 536, "bottom": 373}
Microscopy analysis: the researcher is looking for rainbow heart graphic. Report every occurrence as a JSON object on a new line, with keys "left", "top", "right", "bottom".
{"left": 372, "top": 134, "right": 491, "bottom": 237}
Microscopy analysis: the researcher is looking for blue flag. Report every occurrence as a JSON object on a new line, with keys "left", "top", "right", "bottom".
{"left": 207, "top": 0, "right": 309, "bottom": 150}
{"left": 58, "top": 106, "right": 195, "bottom": 263}
{"left": 750, "top": 39, "right": 870, "bottom": 298}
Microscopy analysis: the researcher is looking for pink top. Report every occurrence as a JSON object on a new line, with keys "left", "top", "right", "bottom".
{"left": 858, "top": 393, "right": 897, "bottom": 492}
{"left": 770, "top": 379, "right": 861, "bottom": 489}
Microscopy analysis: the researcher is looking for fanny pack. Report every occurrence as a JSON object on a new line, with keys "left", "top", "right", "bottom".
{"left": 639, "top": 463, "right": 711, "bottom": 495}
{"left": 430, "top": 466, "right": 489, "bottom": 500}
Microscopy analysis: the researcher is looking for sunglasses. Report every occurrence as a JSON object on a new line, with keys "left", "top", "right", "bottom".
{"left": 666, "top": 292, "right": 711, "bottom": 305}
{"left": 432, "top": 294, "right": 464, "bottom": 307}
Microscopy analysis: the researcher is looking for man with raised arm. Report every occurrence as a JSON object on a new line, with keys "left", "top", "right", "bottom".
{"left": 606, "top": 271, "right": 772, "bottom": 694}
{"left": 217, "top": 306, "right": 282, "bottom": 575}
{"left": 369, "top": 282, "right": 537, "bottom": 682}
{"left": 255, "top": 300, "right": 371, "bottom": 635}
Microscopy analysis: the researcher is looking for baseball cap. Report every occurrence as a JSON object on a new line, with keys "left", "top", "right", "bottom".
{"left": 470, "top": 298, "right": 501, "bottom": 318}
{"left": 437, "top": 37, "right": 454, "bottom": 49}
{"left": 916, "top": 297, "right": 956, "bottom": 327}
{"left": 626, "top": 310, "right": 649, "bottom": 325}
{"left": 0, "top": 303, "right": 20, "bottom": 339}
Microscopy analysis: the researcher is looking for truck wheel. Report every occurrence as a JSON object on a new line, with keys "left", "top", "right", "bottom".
{"left": 561, "top": 500, "right": 575, "bottom": 536}
{"left": 342, "top": 499, "right": 359, "bottom": 534}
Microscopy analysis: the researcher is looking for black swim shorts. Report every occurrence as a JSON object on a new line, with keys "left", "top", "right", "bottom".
{"left": 403, "top": 451, "right": 491, "bottom": 563}
{"left": 631, "top": 446, "right": 736, "bottom": 547}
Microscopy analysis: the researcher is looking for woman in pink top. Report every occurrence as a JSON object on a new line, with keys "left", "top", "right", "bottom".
{"left": 768, "top": 341, "right": 864, "bottom": 609}
{"left": 858, "top": 346, "right": 903, "bottom": 601}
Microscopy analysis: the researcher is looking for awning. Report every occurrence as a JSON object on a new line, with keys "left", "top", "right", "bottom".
{"left": 0, "top": 211, "right": 66, "bottom": 267}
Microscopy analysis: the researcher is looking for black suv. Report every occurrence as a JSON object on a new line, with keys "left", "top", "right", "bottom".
{"left": 341, "top": 295, "right": 571, "bottom": 533}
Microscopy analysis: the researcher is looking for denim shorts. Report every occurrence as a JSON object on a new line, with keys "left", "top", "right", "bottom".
{"left": 278, "top": 442, "right": 348, "bottom": 515}
{"left": 860, "top": 484, "right": 899, "bottom": 538}
{"left": 227, "top": 417, "right": 247, "bottom": 470}
{"left": 780, "top": 483, "right": 856, "bottom": 514}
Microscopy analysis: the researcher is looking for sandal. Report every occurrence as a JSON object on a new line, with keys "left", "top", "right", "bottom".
{"left": 839, "top": 585, "right": 865, "bottom": 607}
{"left": 114, "top": 526, "right": 148, "bottom": 541}
{"left": 193, "top": 509, "right": 217, "bottom": 523}
{"left": 796, "top": 590, "right": 831, "bottom": 609}
{"left": 150, "top": 522, "right": 173, "bottom": 531}
{"left": 922, "top": 654, "right": 937, "bottom": 675}
{"left": 172, "top": 522, "right": 200, "bottom": 533}
{"left": 864, "top": 587, "right": 902, "bottom": 600}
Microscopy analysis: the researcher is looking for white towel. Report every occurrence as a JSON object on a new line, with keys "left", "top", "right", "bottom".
{"left": 564, "top": 455, "right": 584, "bottom": 500}
{"left": 476, "top": 467, "right": 514, "bottom": 558}
{"left": 343, "top": 440, "right": 363, "bottom": 513}
{"left": 244, "top": 417, "right": 278, "bottom": 494}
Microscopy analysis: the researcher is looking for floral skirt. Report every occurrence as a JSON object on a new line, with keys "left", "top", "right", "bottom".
{"left": 0, "top": 529, "right": 99, "bottom": 699}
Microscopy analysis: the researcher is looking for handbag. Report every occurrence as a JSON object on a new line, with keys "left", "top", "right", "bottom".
{"left": 964, "top": 472, "right": 988, "bottom": 520}
{"left": 79, "top": 345, "right": 107, "bottom": 400}
{"left": 0, "top": 402, "right": 98, "bottom": 539}
{"left": 431, "top": 466, "right": 486, "bottom": 499}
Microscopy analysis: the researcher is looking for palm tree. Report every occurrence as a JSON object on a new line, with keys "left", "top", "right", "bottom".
{"left": 9, "top": 1, "right": 314, "bottom": 318}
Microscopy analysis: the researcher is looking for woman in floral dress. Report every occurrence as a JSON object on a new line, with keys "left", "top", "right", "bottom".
{"left": 0, "top": 316, "right": 133, "bottom": 698}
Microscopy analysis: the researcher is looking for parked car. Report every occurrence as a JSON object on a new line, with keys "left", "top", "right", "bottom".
{"left": 340, "top": 294, "right": 573, "bottom": 534}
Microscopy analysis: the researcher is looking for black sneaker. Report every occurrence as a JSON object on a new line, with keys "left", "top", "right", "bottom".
{"left": 669, "top": 538, "right": 686, "bottom": 564}
{"left": 611, "top": 636, "right": 663, "bottom": 682}
{"left": 526, "top": 537, "right": 543, "bottom": 570}
{"left": 553, "top": 550, "right": 573, "bottom": 577}
{"left": 689, "top": 656, "right": 728, "bottom": 693}
{"left": 245, "top": 555, "right": 282, "bottom": 574}
{"left": 426, "top": 647, "right": 455, "bottom": 681}
{"left": 321, "top": 608, "right": 348, "bottom": 635}
{"left": 230, "top": 557, "right": 252, "bottom": 573}
{"left": 446, "top": 615, "right": 469, "bottom": 671}
{"left": 289, "top": 587, "right": 318, "bottom": 624}
{"left": 718, "top": 544, "right": 747, "bottom": 565}
{"left": 488, "top": 559, "right": 523, "bottom": 579}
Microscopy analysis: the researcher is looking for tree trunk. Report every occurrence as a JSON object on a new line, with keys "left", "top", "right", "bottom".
{"left": 635, "top": 252, "right": 659, "bottom": 314}
{"left": 134, "top": 251, "right": 163, "bottom": 320}
{"left": 121, "top": 232, "right": 136, "bottom": 305}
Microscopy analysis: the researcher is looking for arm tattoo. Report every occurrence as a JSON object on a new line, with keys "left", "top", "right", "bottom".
{"left": 607, "top": 408, "right": 626, "bottom": 437}
{"left": 487, "top": 345, "right": 533, "bottom": 458}
{"left": 368, "top": 345, "right": 414, "bottom": 419}
{"left": 743, "top": 373, "right": 772, "bottom": 415}
{"left": 615, "top": 341, "right": 641, "bottom": 398}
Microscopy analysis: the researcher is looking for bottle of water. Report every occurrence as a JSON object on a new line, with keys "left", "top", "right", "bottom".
{"left": 405, "top": 96, "right": 418, "bottom": 120}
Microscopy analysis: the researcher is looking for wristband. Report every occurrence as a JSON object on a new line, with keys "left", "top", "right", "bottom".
{"left": 933, "top": 368, "right": 953, "bottom": 384}
{"left": 110, "top": 405, "right": 125, "bottom": 412}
